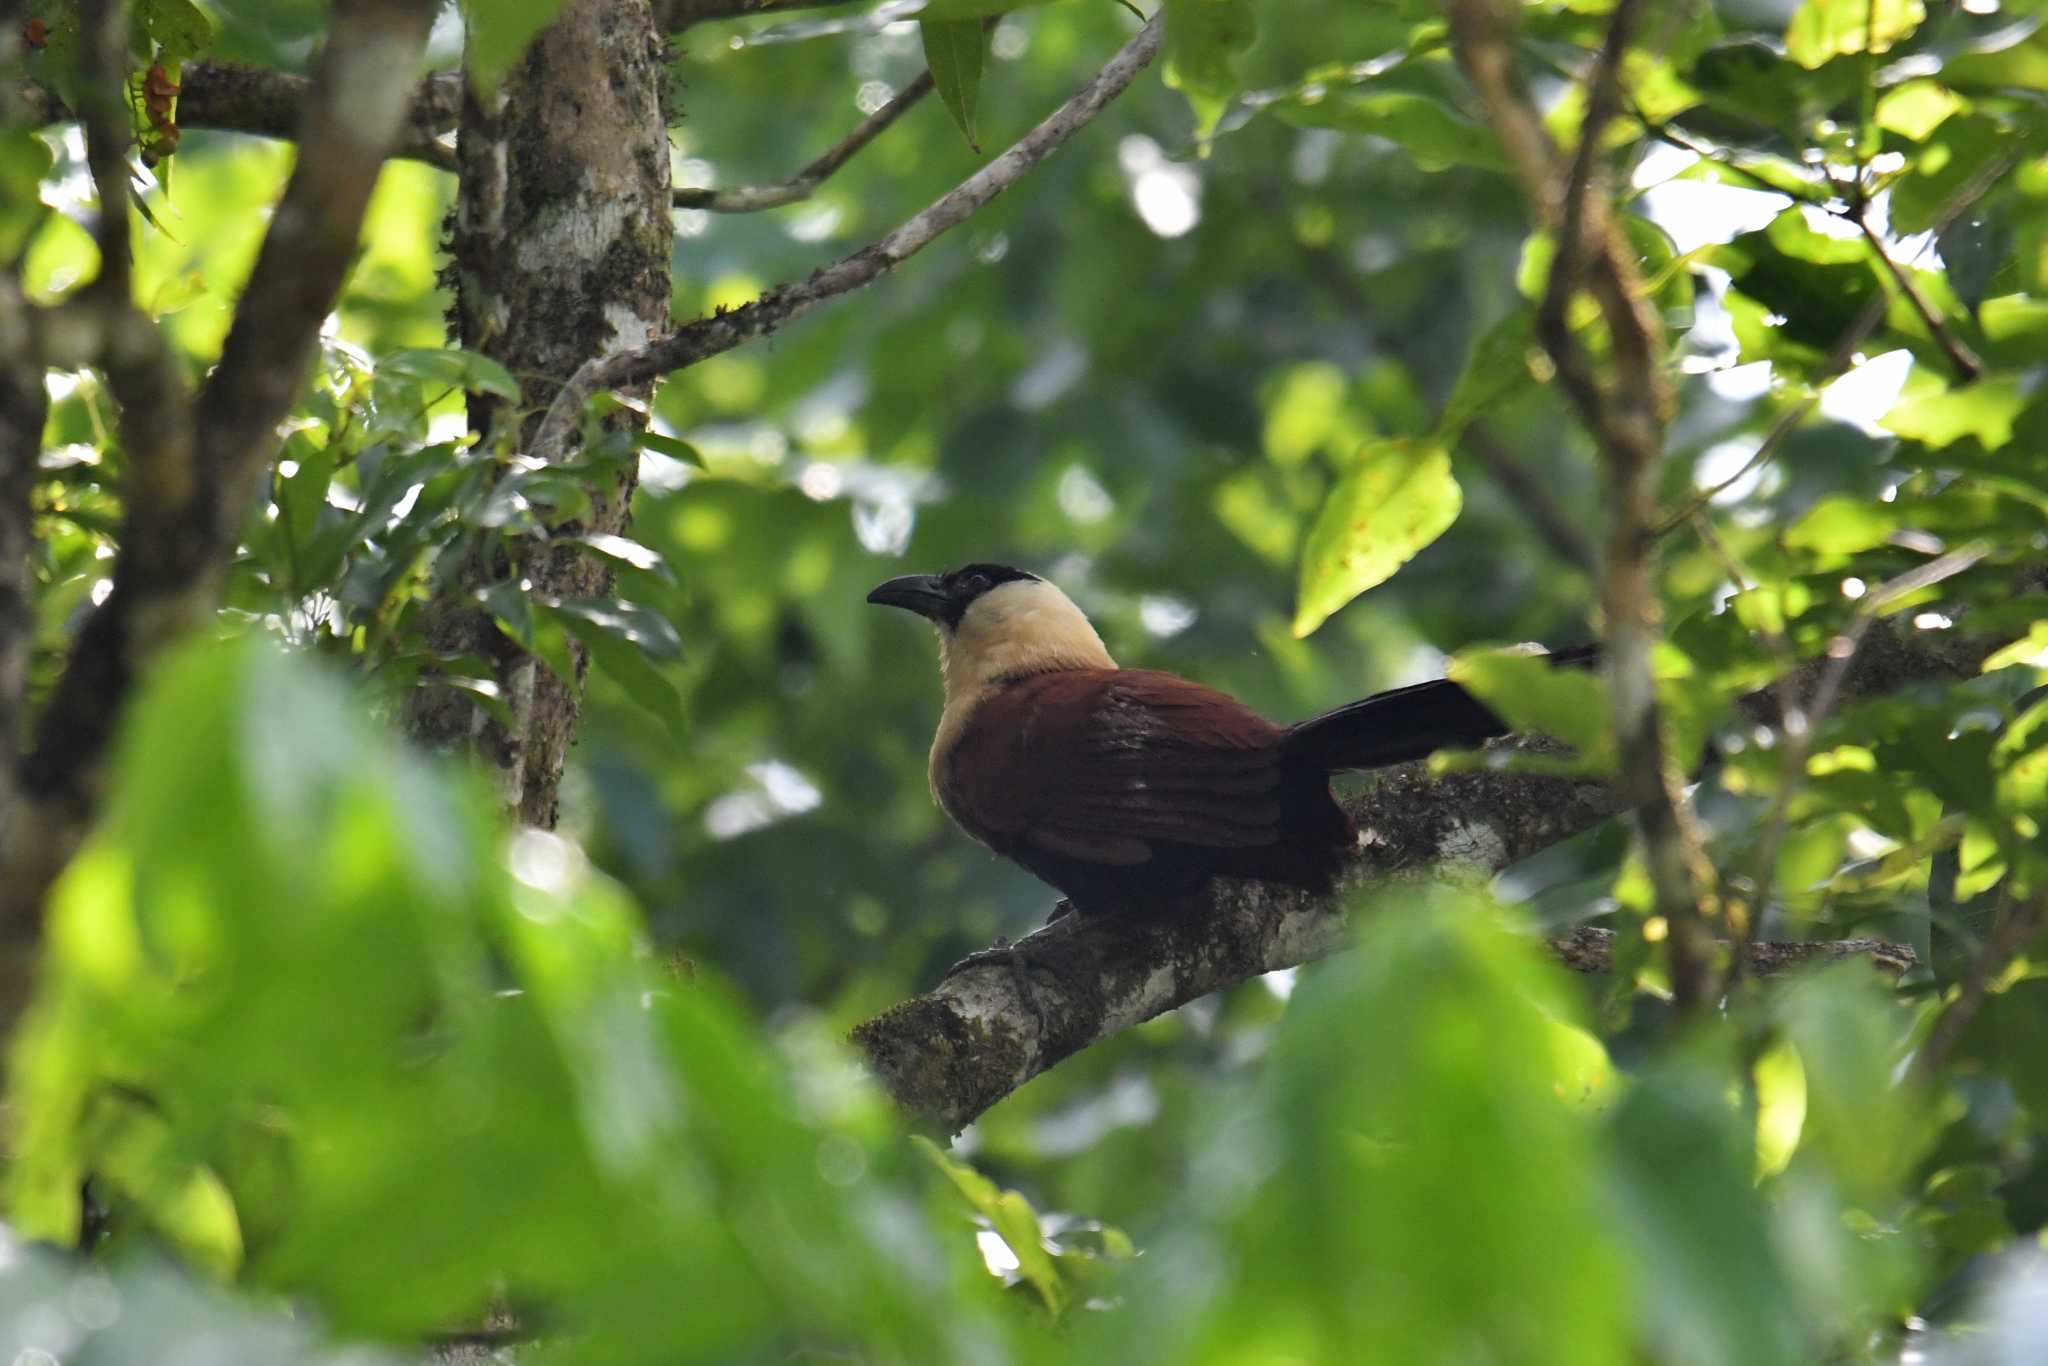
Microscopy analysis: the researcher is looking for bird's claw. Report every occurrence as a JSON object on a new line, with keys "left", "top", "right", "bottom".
{"left": 937, "top": 937, "right": 1053, "bottom": 1043}
{"left": 940, "top": 936, "right": 1015, "bottom": 982}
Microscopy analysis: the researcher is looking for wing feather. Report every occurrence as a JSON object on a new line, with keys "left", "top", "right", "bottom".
{"left": 938, "top": 669, "right": 1288, "bottom": 861}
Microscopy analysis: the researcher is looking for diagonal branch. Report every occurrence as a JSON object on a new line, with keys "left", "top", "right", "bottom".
{"left": 852, "top": 616, "right": 1998, "bottom": 1133}
{"left": 674, "top": 70, "right": 933, "bottom": 212}
{"left": 528, "top": 11, "right": 1164, "bottom": 464}
{"left": 1855, "top": 211, "right": 1983, "bottom": 381}
{"left": 1462, "top": 425, "right": 1597, "bottom": 573}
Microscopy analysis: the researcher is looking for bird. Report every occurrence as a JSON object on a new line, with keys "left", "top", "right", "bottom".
{"left": 868, "top": 563, "right": 1590, "bottom": 923}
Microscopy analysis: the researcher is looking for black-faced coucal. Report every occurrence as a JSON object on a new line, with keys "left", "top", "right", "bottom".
{"left": 869, "top": 563, "right": 1589, "bottom": 920}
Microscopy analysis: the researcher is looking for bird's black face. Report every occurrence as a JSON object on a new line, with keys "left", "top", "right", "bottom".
{"left": 866, "top": 563, "right": 1040, "bottom": 630}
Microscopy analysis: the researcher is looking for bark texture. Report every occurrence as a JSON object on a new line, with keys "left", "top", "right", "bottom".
{"left": 409, "top": 0, "right": 671, "bottom": 827}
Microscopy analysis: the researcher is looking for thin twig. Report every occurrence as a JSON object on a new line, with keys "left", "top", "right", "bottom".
{"left": 1856, "top": 211, "right": 1984, "bottom": 380}
{"left": 1656, "top": 147, "right": 2016, "bottom": 537}
{"left": 530, "top": 11, "right": 1163, "bottom": 463}
{"left": 1743, "top": 542, "right": 1991, "bottom": 928}
{"left": 1656, "top": 290, "right": 1889, "bottom": 535}
{"left": 1686, "top": 511, "right": 1795, "bottom": 968}
{"left": 674, "top": 71, "right": 934, "bottom": 212}
{"left": 1463, "top": 424, "right": 1598, "bottom": 573}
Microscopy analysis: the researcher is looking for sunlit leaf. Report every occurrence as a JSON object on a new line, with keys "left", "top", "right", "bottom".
{"left": 1784, "top": 0, "right": 1925, "bottom": 68}
{"left": 460, "top": 0, "right": 572, "bottom": 96}
{"left": 1292, "top": 438, "right": 1462, "bottom": 637}
{"left": 1447, "top": 647, "right": 1617, "bottom": 772}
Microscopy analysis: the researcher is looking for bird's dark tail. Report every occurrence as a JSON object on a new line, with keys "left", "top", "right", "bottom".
{"left": 1283, "top": 644, "right": 1599, "bottom": 773}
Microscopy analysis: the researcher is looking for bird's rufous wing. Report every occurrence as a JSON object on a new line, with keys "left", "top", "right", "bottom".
{"left": 940, "top": 669, "right": 1286, "bottom": 866}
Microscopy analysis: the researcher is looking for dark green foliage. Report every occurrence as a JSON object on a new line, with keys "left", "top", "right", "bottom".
{"left": 8, "top": 0, "right": 2048, "bottom": 1360}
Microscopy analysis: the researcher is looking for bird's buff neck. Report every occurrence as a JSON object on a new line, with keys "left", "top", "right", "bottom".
{"left": 936, "top": 579, "right": 1115, "bottom": 709}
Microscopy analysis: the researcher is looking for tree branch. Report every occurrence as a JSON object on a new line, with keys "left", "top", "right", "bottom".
{"left": 852, "top": 617, "right": 1995, "bottom": 1132}
{"left": 1855, "top": 211, "right": 1983, "bottom": 381}
{"left": 2, "top": 0, "right": 442, "bottom": 1010}
{"left": 1444, "top": 0, "right": 1720, "bottom": 1007}
{"left": 18, "top": 61, "right": 462, "bottom": 170}
{"left": 1461, "top": 424, "right": 1597, "bottom": 574}
{"left": 0, "top": 270, "right": 44, "bottom": 834}
{"left": 673, "top": 70, "right": 933, "bottom": 212}
{"left": 529, "top": 11, "right": 1164, "bottom": 463}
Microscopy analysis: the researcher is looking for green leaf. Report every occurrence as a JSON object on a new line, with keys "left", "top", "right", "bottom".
{"left": 1292, "top": 438, "right": 1462, "bottom": 637}
{"left": 1261, "top": 362, "right": 1353, "bottom": 466}
{"left": 1889, "top": 114, "right": 2029, "bottom": 237}
{"left": 541, "top": 600, "right": 689, "bottom": 739}
{"left": 635, "top": 430, "right": 705, "bottom": 468}
{"left": 1164, "top": 0, "right": 1256, "bottom": 140}
{"left": 917, "top": 0, "right": 1057, "bottom": 16}
{"left": 921, "top": 19, "right": 988, "bottom": 151}
{"left": 1873, "top": 78, "right": 1963, "bottom": 140}
{"left": 1784, "top": 0, "right": 1925, "bottom": 69}
{"left": 378, "top": 347, "right": 521, "bottom": 402}
{"left": 1096, "top": 895, "right": 1631, "bottom": 1362}
{"left": 460, "top": 0, "right": 572, "bottom": 96}
{"left": 1276, "top": 90, "right": 1506, "bottom": 172}
{"left": 0, "top": 126, "right": 56, "bottom": 260}
{"left": 563, "top": 532, "right": 676, "bottom": 583}
{"left": 139, "top": 0, "right": 215, "bottom": 63}
{"left": 1447, "top": 648, "right": 1617, "bottom": 772}
{"left": 1880, "top": 375, "right": 2029, "bottom": 449}
{"left": 1604, "top": 1051, "right": 1811, "bottom": 1364}
{"left": 1437, "top": 309, "right": 1535, "bottom": 443}
{"left": 540, "top": 596, "right": 683, "bottom": 661}
{"left": 1982, "top": 620, "right": 2048, "bottom": 673}
{"left": 1782, "top": 495, "right": 1900, "bottom": 555}
{"left": 1774, "top": 964, "right": 1932, "bottom": 1204}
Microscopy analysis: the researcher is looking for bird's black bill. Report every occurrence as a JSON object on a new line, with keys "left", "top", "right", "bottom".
{"left": 866, "top": 573, "right": 952, "bottom": 620}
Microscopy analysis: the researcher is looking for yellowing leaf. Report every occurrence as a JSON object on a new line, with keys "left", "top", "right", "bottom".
{"left": 1292, "top": 438, "right": 1461, "bottom": 637}
{"left": 1874, "top": 79, "right": 1964, "bottom": 140}
{"left": 1785, "top": 0, "right": 1925, "bottom": 69}
{"left": 1881, "top": 375, "right": 2029, "bottom": 449}
{"left": 1783, "top": 495, "right": 1900, "bottom": 555}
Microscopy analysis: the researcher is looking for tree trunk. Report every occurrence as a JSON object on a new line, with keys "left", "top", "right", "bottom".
{"left": 408, "top": 0, "right": 672, "bottom": 826}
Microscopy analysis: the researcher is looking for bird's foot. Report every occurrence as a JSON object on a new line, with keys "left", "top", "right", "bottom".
{"left": 1043, "top": 899, "right": 1075, "bottom": 926}
{"left": 939, "top": 938, "right": 1053, "bottom": 1045}
{"left": 940, "top": 936, "right": 1017, "bottom": 982}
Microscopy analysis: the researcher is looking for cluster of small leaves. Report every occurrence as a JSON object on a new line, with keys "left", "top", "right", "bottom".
{"left": 218, "top": 343, "right": 692, "bottom": 737}
{"left": 0, "top": 683, "right": 1992, "bottom": 1364}
{"left": 10, "top": 0, "right": 2048, "bottom": 1361}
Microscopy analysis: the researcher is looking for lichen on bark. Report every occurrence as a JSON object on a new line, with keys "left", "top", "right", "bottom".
{"left": 408, "top": 0, "right": 673, "bottom": 829}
